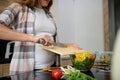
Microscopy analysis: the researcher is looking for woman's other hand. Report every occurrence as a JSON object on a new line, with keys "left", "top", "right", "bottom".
{"left": 67, "top": 43, "right": 83, "bottom": 50}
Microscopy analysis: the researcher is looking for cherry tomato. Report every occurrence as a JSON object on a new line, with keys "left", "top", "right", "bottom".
{"left": 52, "top": 68, "right": 62, "bottom": 79}
{"left": 90, "top": 54, "right": 95, "bottom": 60}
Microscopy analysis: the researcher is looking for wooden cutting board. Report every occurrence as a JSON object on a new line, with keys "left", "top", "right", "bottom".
{"left": 41, "top": 46, "right": 83, "bottom": 55}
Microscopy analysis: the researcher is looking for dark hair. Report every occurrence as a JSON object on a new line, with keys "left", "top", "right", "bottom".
{"left": 10, "top": 0, "right": 53, "bottom": 11}
{"left": 45, "top": 0, "right": 53, "bottom": 11}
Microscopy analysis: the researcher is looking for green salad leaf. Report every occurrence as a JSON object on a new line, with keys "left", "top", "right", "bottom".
{"left": 60, "top": 66, "right": 96, "bottom": 80}
{"left": 73, "top": 57, "right": 92, "bottom": 70}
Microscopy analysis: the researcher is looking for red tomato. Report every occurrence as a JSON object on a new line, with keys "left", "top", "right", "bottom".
{"left": 90, "top": 54, "right": 95, "bottom": 60}
{"left": 52, "top": 68, "right": 62, "bottom": 79}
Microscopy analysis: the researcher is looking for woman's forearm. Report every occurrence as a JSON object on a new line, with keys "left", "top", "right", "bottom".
{"left": 0, "top": 24, "right": 37, "bottom": 43}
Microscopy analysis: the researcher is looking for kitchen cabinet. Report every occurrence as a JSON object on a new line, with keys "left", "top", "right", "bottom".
{"left": 0, "top": 64, "right": 2, "bottom": 77}
{"left": 0, "top": 40, "right": 13, "bottom": 77}
{"left": 0, "top": 63, "right": 10, "bottom": 77}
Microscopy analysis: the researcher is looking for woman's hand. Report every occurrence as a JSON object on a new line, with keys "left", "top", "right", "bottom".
{"left": 34, "top": 34, "right": 54, "bottom": 46}
{"left": 67, "top": 43, "right": 83, "bottom": 50}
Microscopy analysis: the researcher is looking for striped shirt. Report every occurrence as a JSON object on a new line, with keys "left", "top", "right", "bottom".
{"left": 0, "top": 3, "right": 58, "bottom": 75}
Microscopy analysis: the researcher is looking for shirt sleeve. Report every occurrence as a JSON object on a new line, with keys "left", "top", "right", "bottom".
{"left": 0, "top": 3, "right": 21, "bottom": 27}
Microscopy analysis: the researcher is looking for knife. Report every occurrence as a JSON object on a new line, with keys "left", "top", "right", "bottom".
{"left": 53, "top": 42, "right": 67, "bottom": 48}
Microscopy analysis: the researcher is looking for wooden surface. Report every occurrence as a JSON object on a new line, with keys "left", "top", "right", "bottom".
{"left": 41, "top": 46, "right": 82, "bottom": 55}
{"left": 0, "top": 0, "right": 10, "bottom": 13}
{"left": 104, "top": 0, "right": 110, "bottom": 51}
{"left": 0, "top": 64, "right": 2, "bottom": 77}
{"left": 0, "top": 63, "right": 10, "bottom": 77}
{"left": 2, "top": 64, "right": 10, "bottom": 76}
{"left": 61, "top": 58, "right": 72, "bottom": 66}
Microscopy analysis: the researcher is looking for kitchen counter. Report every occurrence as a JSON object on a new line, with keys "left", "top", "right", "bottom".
{"left": 0, "top": 67, "right": 111, "bottom": 80}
